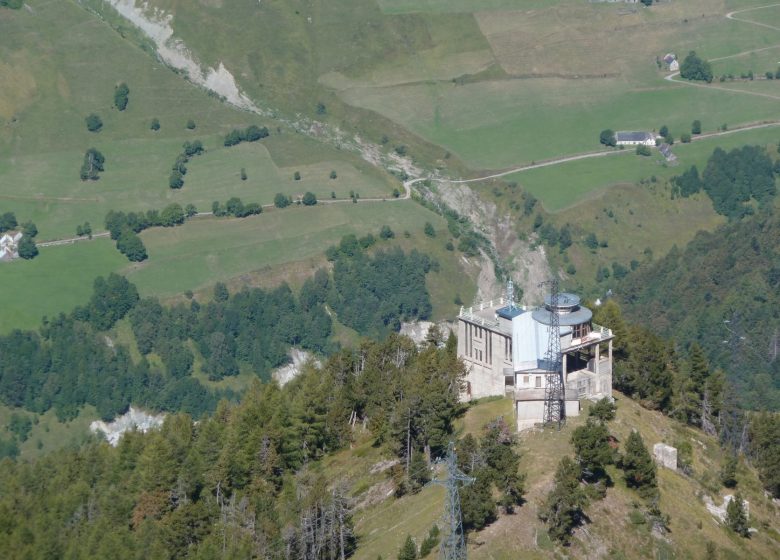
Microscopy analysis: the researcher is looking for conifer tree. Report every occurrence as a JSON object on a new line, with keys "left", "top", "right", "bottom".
{"left": 720, "top": 454, "right": 738, "bottom": 488}
{"left": 571, "top": 419, "right": 613, "bottom": 481}
{"left": 539, "top": 456, "right": 587, "bottom": 544}
{"left": 622, "top": 431, "right": 657, "bottom": 498}
{"left": 397, "top": 535, "right": 417, "bottom": 560}
{"left": 725, "top": 493, "right": 749, "bottom": 537}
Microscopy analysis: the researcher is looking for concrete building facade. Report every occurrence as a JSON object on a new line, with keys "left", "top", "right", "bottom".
{"left": 457, "top": 287, "right": 614, "bottom": 430}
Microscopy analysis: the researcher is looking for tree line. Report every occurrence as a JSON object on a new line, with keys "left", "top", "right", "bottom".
{"left": 0, "top": 333, "right": 467, "bottom": 559}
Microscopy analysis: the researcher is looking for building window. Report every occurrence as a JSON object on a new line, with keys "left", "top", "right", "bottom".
{"left": 573, "top": 322, "right": 592, "bottom": 339}
{"left": 487, "top": 334, "right": 492, "bottom": 365}
{"left": 523, "top": 376, "right": 529, "bottom": 385}
{"left": 535, "top": 376, "right": 542, "bottom": 388}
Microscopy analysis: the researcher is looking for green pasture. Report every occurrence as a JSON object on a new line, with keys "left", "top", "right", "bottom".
{"left": 0, "top": 239, "right": 126, "bottom": 333}
{"left": 0, "top": 403, "right": 98, "bottom": 460}
{"left": 509, "top": 125, "right": 780, "bottom": 212}
{"left": 376, "top": 0, "right": 561, "bottom": 15}
{"left": 128, "top": 201, "right": 447, "bottom": 298}
{"left": 0, "top": 0, "right": 397, "bottom": 240}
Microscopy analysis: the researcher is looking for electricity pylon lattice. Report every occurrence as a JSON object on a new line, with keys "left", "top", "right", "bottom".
{"left": 430, "top": 442, "right": 475, "bottom": 560}
{"left": 540, "top": 279, "right": 565, "bottom": 429}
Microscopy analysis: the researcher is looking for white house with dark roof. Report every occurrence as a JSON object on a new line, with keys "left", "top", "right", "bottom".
{"left": 457, "top": 284, "right": 614, "bottom": 430}
{"left": 615, "top": 131, "right": 657, "bottom": 147}
{"left": 0, "top": 231, "right": 22, "bottom": 261}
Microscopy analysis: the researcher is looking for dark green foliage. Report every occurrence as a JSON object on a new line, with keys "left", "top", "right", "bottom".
{"left": 620, "top": 208, "right": 780, "bottom": 411}
{"left": 21, "top": 221, "right": 37, "bottom": 238}
{"left": 379, "top": 225, "right": 395, "bottom": 239}
{"left": 659, "top": 125, "right": 669, "bottom": 137}
{"left": 397, "top": 535, "right": 417, "bottom": 560}
{"left": 87, "top": 273, "right": 139, "bottom": 330}
{"left": 150, "top": 117, "right": 160, "bottom": 131}
{"left": 692, "top": 120, "right": 702, "bottom": 134}
{"left": 8, "top": 413, "right": 32, "bottom": 442}
{"left": 424, "top": 222, "right": 435, "bottom": 237}
{"left": 274, "top": 193, "right": 291, "bottom": 208}
{"left": 85, "top": 113, "right": 103, "bottom": 132}
{"left": 672, "top": 165, "right": 702, "bottom": 197}
{"left": 302, "top": 192, "right": 318, "bottom": 206}
{"left": 168, "top": 170, "right": 184, "bottom": 189}
{"left": 621, "top": 431, "right": 657, "bottom": 499}
{"left": 461, "top": 473, "right": 496, "bottom": 532}
{"left": 186, "top": 119, "right": 196, "bottom": 129}
{"left": 584, "top": 232, "right": 599, "bottom": 250}
{"left": 182, "top": 140, "right": 204, "bottom": 157}
{"left": 599, "top": 129, "right": 616, "bottom": 147}
{"left": 680, "top": 51, "right": 713, "bottom": 82}
{"left": 114, "top": 82, "right": 129, "bottom": 110}
{"left": 720, "top": 453, "right": 738, "bottom": 488}
{"left": 680, "top": 133, "right": 691, "bottom": 143}
{"left": 214, "top": 197, "right": 262, "bottom": 218}
{"left": 0, "top": 0, "right": 24, "bottom": 8}
{"left": 0, "top": 211, "right": 17, "bottom": 232}
{"left": 725, "top": 493, "right": 749, "bottom": 537}
{"left": 328, "top": 240, "right": 432, "bottom": 337}
{"left": 636, "top": 144, "right": 651, "bottom": 156}
{"left": 316, "top": 102, "right": 327, "bottom": 115}
{"left": 160, "top": 203, "right": 185, "bottom": 227}
{"left": 418, "top": 526, "right": 439, "bottom": 557}
{"left": 116, "top": 229, "right": 147, "bottom": 261}
{"left": 213, "top": 282, "right": 229, "bottom": 302}
{"left": 539, "top": 456, "right": 587, "bottom": 545}
{"left": 185, "top": 204, "right": 197, "bottom": 217}
{"left": 240, "top": 167, "right": 247, "bottom": 181}
{"left": 408, "top": 451, "right": 430, "bottom": 491}
{"left": 748, "top": 413, "right": 780, "bottom": 498}
{"left": 294, "top": 171, "right": 301, "bottom": 181}
{"left": 589, "top": 397, "right": 616, "bottom": 423}
{"left": 457, "top": 233, "right": 480, "bottom": 257}
{"left": 223, "top": 125, "right": 269, "bottom": 146}
{"left": 17, "top": 236, "right": 38, "bottom": 260}
{"left": 571, "top": 419, "right": 613, "bottom": 482}
{"left": 330, "top": 170, "right": 337, "bottom": 180}
{"left": 700, "top": 146, "right": 776, "bottom": 219}
{"left": 80, "top": 148, "right": 105, "bottom": 181}
{"left": 640, "top": 0, "right": 652, "bottom": 6}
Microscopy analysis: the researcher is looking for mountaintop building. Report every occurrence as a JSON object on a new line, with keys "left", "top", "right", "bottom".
{"left": 457, "top": 283, "right": 614, "bottom": 430}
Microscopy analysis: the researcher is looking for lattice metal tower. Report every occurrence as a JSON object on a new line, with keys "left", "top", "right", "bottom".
{"left": 541, "top": 279, "right": 566, "bottom": 429}
{"left": 430, "top": 442, "right": 475, "bottom": 560}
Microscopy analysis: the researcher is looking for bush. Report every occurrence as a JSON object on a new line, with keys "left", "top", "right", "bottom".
{"left": 114, "top": 83, "right": 129, "bottom": 111}
{"left": 725, "top": 493, "right": 749, "bottom": 537}
{"left": 636, "top": 145, "right": 651, "bottom": 156}
{"left": 160, "top": 203, "right": 185, "bottom": 227}
{"left": 294, "top": 171, "right": 301, "bottom": 181}
{"left": 80, "top": 148, "right": 105, "bottom": 181}
{"left": 150, "top": 118, "right": 160, "bottom": 131}
{"left": 418, "top": 526, "right": 439, "bottom": 557}
{"left": 589, "top": 397, "right": 616, "bottom": 423}
{"left": 680, "top": 133, "right": 692, "bottom": 143}
{"left": 169, "top": 170, "right": 184, "bottom": 189}
{"left": 17, "top": 236, "right": 38, "bottom": 260}
{"left": 330, "top": 170, "right": 337, "bottom": 180}
{"left": 116, "top": 229, "right": 147, "bottom": 262}
{"left": 680, "top": 51, "right": 713, "bottom": 83}
{"left": 85, "top": 113, "right": 103, "bottom": 132}
{"left": 424, "top": 222, "right": 436, "bottom": 237}
{"left": 186, "top": 119, "right": 196, "bottom": 130}
{"left": 274, "top": 193, "right": 291, "bottom": 208}
{"left": 240, "top": 168, "right": 247, "bottom": 181}
{"left": 224, "top": 125, "right": 269, "bottom": 146}
{"left": 691, "top": 120, "right": 702, "bottom": 135}
{"left": 599, "top": 129, "right": 616, "bottom": 147}
{"left": 302, "top": 192, "right": 317, "bottom": 206}
{"left": 379, "top": 225, "right": 395, "bottom": 239}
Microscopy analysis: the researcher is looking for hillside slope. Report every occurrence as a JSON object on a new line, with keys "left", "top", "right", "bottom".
{"left": 349, "top": 395, "right": 780, "bottom": 559}
{"left": 620, "top": 208, "right": 780, "bottom": 411}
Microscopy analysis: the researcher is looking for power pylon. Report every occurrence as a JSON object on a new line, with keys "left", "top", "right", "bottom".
{"left": 540, "top": 279, "right": 565, "bottom": 429}
{"left": 430, "top": 442, "right": 475, "bottom": 560}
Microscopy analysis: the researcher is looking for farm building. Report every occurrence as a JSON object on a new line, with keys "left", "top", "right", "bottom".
{"left": 0, "top": 231, "right": 22, "bottom": 261}
{"left": 457, "top": 284, "right": 614, "bottom": 430}
{"left": 615, "top": 131, "right": 656, "bottom": 146}
{"left": 663, "top": 53, "right": 679, "bottom": 72}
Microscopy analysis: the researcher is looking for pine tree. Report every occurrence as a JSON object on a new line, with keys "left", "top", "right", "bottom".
{"left": 397, "top": 535, "right": 417, "bottom": 560}
{"left": 720, "top": 454, "right": 738, "bottom": 488}
{"left": 725, "top": 493, "right": 749, "bottom": 537}
{"left": 408, "top": 450, "right": 430, "bottom": 491}
{"left": 538, "top": 456, "right": 587, "bottom": 545}
{"left": 622, "top": 431, "right": 657, "bottom": 499}
{"left": 571, "top": 420, "right": 613, "bottom": 481}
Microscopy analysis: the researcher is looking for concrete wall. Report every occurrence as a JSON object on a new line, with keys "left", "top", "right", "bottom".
{"left": 458, "top": 318, "right": 512, "bottom": 400}
{"left": 516, "top": 399, "right": 579, "bottom": 430}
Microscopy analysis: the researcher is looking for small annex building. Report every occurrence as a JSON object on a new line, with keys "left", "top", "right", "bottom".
{"left": 0, "top": 231, "right": 22, "bottom": 261}
{"left": 615, "top": 131, "right": 657, "bottom": 146}
{"left": 457, "top": 283, "right": 614, "bottom": 430}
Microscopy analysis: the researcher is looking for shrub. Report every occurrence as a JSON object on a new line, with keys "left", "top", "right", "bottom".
{"left": 424, "top": 222, "right": 436, "bottom": 237}
{"left": 302, "top": 192, "right": 317, "bottom": 206}
{"left": 80, "top": 148, "right": 105, "bottom": 181}
{"left": 599, "top": 129, "right": 616, "bottom": 147}
{"left": 294, "top": 171, "right": 301, "bottom": 181}
{"left": 680, "top": 51, "right": 713, "bottom": 82}
{"left": 691, "top": 120, "right": 702, "bottom": 134}
{"left": 330, "top": 170, "right": 337, "bottom": 180}
{"left": 636, "top": 145, "right": 651, "bottom": 156}
{"left": 274, "top": 193, "right": 291, "bottom": 208}
{"left": 17, "top": 236, "right": 38, "bottom": 260}
{"left": 150, "top": 118, "right": 160, "bottom": 131}
{"left": 85, "top": 113, "right": 103, "bottom": 132}
{"left": 169, "top": 170, "right": 184, "bottom": 189}
{"left": 114, "top": 82, "right": 129, "bottom": 111}
{"left": 680, "top": 133, "right": 692, "bottom": 143}
{"left": 186, "top": 119, "right": 196, "bottom": 130}
{"left": 240, "top": 168, "right": 247, "bottom": 181}
{"left": 725, "top": 493, "right": 749, "bottom": 537}
{"left": 379, "top": 225, "right": 395, "bottom": 239}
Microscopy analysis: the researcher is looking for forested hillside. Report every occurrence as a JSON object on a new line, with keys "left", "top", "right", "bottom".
{"left": 0, "top": 236, "right": 435, "bottom": 429}
{"left": 0, "top": 335, "right": 466, "bottom": 558}
{"left": 619, "top": 208, "right": 780, "bottom": 410}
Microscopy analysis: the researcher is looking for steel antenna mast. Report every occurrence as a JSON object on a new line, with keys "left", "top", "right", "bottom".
{"left": 540, "top": 279, "right": 565, "bottom": 429}
{"left": 430, "top": 442, "right": 475, "bottom": 560}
